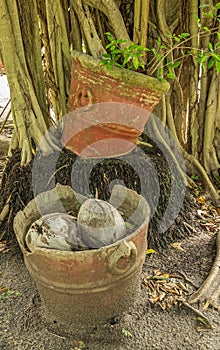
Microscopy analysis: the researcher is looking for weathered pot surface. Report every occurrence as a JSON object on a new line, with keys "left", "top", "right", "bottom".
{"left": 14, "top": 184, "right": 150, "bottom": 333}
{"left": 62, "top": 50, "right": 169, "bottom": 158}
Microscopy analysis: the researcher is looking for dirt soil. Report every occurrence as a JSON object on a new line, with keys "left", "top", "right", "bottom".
{"left": 0, "top": 229, "right": 220, "bottom": 350}
{"left": 1, "top": 126, "right": 220, "bottom": 350}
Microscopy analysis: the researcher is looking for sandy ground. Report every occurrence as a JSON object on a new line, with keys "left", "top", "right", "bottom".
{"left": 0, "top": 223, "right": 220, "bottom": 350}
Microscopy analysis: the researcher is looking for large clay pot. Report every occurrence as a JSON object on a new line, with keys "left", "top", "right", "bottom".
{"left": 14, "top": 184, "right": 150, "bottom": 333}
{"left": 62, "top": 50, "right": 169, "bottom": 158}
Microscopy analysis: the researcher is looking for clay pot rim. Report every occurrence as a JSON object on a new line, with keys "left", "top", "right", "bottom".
{"left": 71, "top": 50, "right": 170, "bottom": 95}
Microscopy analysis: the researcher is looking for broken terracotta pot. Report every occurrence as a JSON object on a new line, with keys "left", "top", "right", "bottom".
{"left": 62, "top": 50, "right": 169, "bottom": 158}
{"left": 13, "top": 184, "right": 150, "bottom": 333}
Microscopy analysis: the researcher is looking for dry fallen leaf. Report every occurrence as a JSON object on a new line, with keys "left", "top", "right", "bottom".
{"left": 146, "top": 248, "right": 156, "bottom": 255}
{"left": 0, "top": 285, "right": 9, "bottom": 293}
{"left": 143, "top": 270, "right": 191, "bottom": 310}
{"left": 172, "top": 242, "right": 185, "bottom": 251}
{"left": 0, "top": 240, "right": 10, "bottom": 253}
{"left": 197, "top": 196, "right": 206, "bottom": 205}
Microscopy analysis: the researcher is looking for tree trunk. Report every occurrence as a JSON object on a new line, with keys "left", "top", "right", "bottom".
{"left": 0, "top": 0, "right": 219, "bottom": 197}
{"left": 0, "top": 1, "right": 52, "bottom": 165}
{"left": 148, "top": 0, "right": 220, "bottom": 204}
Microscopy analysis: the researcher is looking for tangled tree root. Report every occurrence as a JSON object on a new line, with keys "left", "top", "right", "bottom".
{"left": 188, "top": 231, "right": 220, "bottom": 311}
{"left": 0, "top": 135, "right": 197, "bottom": 250}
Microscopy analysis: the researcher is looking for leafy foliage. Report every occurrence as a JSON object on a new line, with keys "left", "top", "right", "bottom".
{"left": 151, "top": 2, "right": 220, "bottom": 80}
{"left": 100, "top": 32, "right": 149, "bottom": 71}
{"left": 101, "top": 3, "right": 220, "bottom": 81}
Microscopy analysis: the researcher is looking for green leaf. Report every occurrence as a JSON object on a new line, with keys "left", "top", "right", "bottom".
{"left": 157, "top": 67, "right": 163, "bottom": 79}
{"left": 102, "top": 53, "right": 111, "bottom": 58}
{"left": 106, "top": 43, "right": 113, "bottom": 49}
{"left": 208, "top": 42, "right": 213, "bottom": 51}
{"left": 151, "top": 48, "right": 163, "bottom": 60}
{"left": 105, "top": 32, "right": 113, "bottom": 41}
{"left": 132, "top": 56, "right": 139, "bottom": 70}
{"left": 136, "top": 46, "right": 146, "bottom": 52}
{"left": 179, "top": 32, "right": 190, "bottom": 39}
{"left": 212, "top": 53, "right": 220, "bottom": 61}
{"left": 106, "top": 62, "right": 113, "bottom": 70}
{"left": 113, "top": 61, "right": 124, "bottom": 68}
{"left": 117, "top": 39, "right": 127, "bottom": 44}
{"left": 123, "top": 53, "right": 131, "bottom": 65}
{"left": 208, "top": 57, "right": 215, "bottom": 69}
{"left": 109, "top": 44, "right": 116, "bottom": 51}
{"left": 122, "top": 328, "right": 133, "bottom": 337}
{"left": 111, "top": 49, "right": 122, "bottom": 54}
{"left": 167, "top": 69, "right": 175, "bottom": 80}
{"left": 216, "top": 60, "right": 220, "bottom": 74}
{"left": 191, "top": 174, "right": 199, "bottom": 180}
{"left": 204, "top": 13, "right": 214, "bottom": 18}
{"left": 216, "top": 2, "right": 220, "bottom": 10}
{"left": 129, "top": 44, "right": 139, "bottom": 50}
{"left": 203, "top": 26, "right": 210, "bottom": 32}
{"left": 173, "top": 34, "right": 181, "bottom": 42}
{"left": 199, "top": 4, "right": 210, "bottom": 8}
{"left": 134, "top": 52, "right": 144, "bottom": 58}
{"left": 198, "top": 54, "right": 209, "bottom": 65}
{"left": 195, "top": 16, "right": 202, "bottom": 27}
{"left": 100, "top": 61, "right": 107, "bottom": 67}
{"left": 171, "top": 61, "right": 181, "bottom": 68}
{"left": 159, "top": 78, "right": 168, "bottom": 83}
{"left": 157, "top": 36, "right": 162, "bottom": 46}
{"left": 114, "top": 55, "right": 122, "bottom": 62}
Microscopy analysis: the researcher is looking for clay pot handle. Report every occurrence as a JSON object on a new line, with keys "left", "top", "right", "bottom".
{"left": 108, "top": 241, "right": 137, "bottom": 275}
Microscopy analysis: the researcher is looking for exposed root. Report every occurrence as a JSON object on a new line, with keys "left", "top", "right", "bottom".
{"left": 183, "top": 149, "right": 220, "bottom": 206}
{"left": 188, "top": 231, "right": 220, "bottom": 311}
{"left": 182, "top": 301, "right": 214, "bottom": 329}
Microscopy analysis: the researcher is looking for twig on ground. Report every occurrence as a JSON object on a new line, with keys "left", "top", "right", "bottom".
{"left": 182, "top": 300, "right": 214, "bottom": 329}
{"left": 46, "top": 330, "right": 66, "bottom": 339}
{"left": 176, "top": 270, "right": 199, "bottom": 289}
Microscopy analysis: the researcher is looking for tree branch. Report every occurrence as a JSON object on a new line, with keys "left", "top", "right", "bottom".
{"left": 83, "top": 0, "right": 130, "bottom": 43}
{"left": 45, "top": 0, "right": 71, "bottom": 119}
{"left": 203, "top": 72, "right": 220, "bottom": 175}
{"left": 71, "top": 0, "right": 106, "bottom": 57}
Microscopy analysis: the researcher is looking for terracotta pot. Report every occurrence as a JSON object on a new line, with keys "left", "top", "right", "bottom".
{"left": 62, "top": 50, "right": 169, "bottom": 158}
{"left": 14, "top": 184, "right": 150, "bottom": 333}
